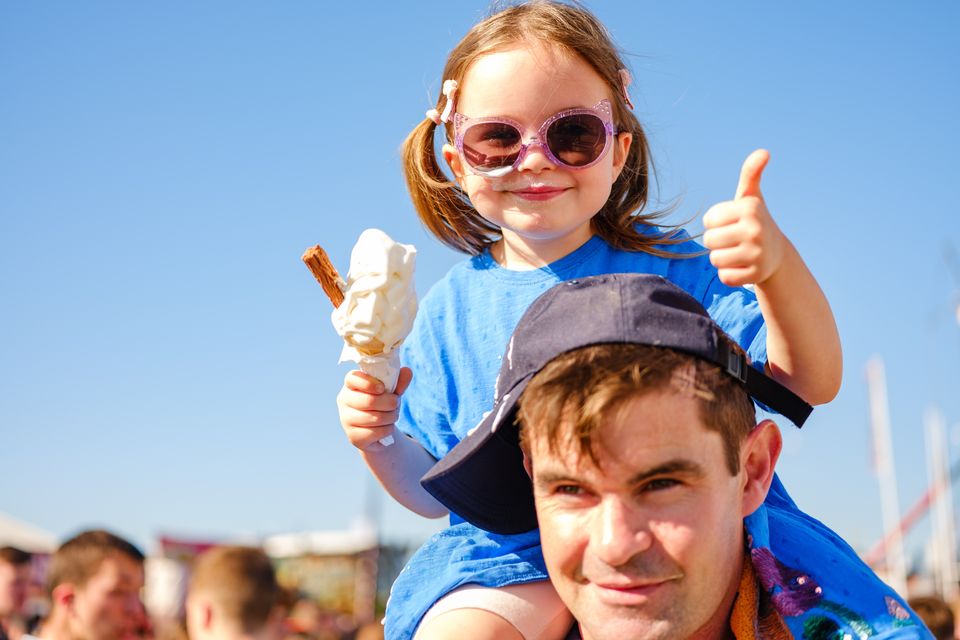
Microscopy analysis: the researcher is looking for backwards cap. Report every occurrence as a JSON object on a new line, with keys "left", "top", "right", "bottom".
{"left": 420, "top": 273, "right": 811, "bottom": 534}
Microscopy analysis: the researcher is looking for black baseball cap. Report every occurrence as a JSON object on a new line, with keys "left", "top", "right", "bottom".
{"left": 420, "top": 273, "right": 812, "bottom": 535}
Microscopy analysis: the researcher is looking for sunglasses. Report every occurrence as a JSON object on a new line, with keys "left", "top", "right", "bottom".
{"left": 453, "top": 99, "right": 617, "bottom": 178}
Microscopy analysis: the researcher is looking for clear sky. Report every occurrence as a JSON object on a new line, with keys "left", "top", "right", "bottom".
{"left": 3, "top": 1, "right": 959, "bottom": 564}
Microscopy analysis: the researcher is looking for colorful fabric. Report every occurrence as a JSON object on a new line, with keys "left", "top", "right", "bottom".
{"left": 746, "top": 476, "right": 930, "bottom": 638}
{"left": 732, "top": 548, "right": 793, "bottom": 639}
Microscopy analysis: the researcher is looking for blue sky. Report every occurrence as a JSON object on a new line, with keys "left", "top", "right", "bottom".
{"left": 2, "top": 1, "right": 959, "bottom": 564}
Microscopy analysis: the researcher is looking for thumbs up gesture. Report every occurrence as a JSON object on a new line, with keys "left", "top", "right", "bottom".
{"left": 703, "top": 149, "right": 786, "bottom": 287}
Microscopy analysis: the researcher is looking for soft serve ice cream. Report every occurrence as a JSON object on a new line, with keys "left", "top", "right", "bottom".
{"left": 331, "top": 228, "right": 417, "bottom": 397}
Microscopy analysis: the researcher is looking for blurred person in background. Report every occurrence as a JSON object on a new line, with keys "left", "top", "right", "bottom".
{"left": 352, "top": 622, "right": 383, "bottom": 640}
{"left": 184, "top": 546, "right": 283, "bottom": 640}
{"left": 27, "top": 529, "right": 145, "bottom": 640}
{"left": 0, "top": 546, "right": 32, "bottom": 640}
{"left": 908, "top": 596, "right": 956, "bottom": 640}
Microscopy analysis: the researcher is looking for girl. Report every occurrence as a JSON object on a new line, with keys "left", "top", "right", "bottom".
{"left": 337, "top": 2, "right": 846, "bottom": 638}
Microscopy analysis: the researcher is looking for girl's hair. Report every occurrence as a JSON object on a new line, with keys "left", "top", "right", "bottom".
{"left": 402, "top": 0, "right": 682, "bottom": 256}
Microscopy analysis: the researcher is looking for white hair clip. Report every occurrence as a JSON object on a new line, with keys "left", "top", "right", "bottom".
{"left": 425, "top": 79, "right": 459, "bottom": 125}
{"left": 618, "top": 68, "right": 635, "bottom": 110}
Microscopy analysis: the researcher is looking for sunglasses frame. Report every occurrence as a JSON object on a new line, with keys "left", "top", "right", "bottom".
{"left": 453, "top": 99, "right": 617, "bottom": 178}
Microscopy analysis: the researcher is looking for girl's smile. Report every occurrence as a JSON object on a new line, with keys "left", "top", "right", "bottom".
{"left": 510, "top": 185, "right": 568, "bottom": 201}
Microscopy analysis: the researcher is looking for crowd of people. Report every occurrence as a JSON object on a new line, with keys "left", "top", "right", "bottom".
{"left": 0, "top": 537, "right": 383, "bottom": 640}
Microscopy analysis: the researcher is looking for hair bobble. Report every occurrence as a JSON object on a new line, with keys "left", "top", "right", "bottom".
{"left": 425, "top": 79, "right": 459, "bottom": 125}
{"left": 618, "top": 68, "right": 635, "bottom": 110}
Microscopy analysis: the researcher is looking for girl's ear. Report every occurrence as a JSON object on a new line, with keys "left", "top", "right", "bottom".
{"left": 612, "top": 132, "right": 632, "bottom": 181}
{"left": 442, "top": 143, "right": 465, "bottom": 185}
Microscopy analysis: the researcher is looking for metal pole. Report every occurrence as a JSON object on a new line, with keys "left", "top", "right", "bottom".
{"left": 866, "top": 357, "right": 908, "bottom": 595}
{"left": 926, "top": 407, "right": 958, "bottom": 601}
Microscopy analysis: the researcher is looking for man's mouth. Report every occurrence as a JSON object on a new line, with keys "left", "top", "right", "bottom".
{"left": 590, "top": 576, "right": 680, "bottom": 606}
{"left": 594, "top": 580, "right": 669, "bottom": 606}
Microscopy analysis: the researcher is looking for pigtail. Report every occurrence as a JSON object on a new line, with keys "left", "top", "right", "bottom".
{"left": 401, "top": 117, "right": 499, "bottom": 255}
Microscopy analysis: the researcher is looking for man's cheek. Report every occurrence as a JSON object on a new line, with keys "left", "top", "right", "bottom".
{"left": 538, "top": 507, "right": 584, "bottom": 570}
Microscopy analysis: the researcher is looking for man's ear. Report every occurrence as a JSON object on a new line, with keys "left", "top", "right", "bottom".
{"left": 51, "top": 583, "right": 76, "bottom": 612}
{"left": 521, "top": 443, "right": 533, "bottom": 480}
{"left": 199, "top": 600, "right": 214, "bottom": 631}
{"left": 442, "top": 143, "right": 465, "bottom": 186}
{"left": 740, "top": 419, "right": 782, "bottom": 517}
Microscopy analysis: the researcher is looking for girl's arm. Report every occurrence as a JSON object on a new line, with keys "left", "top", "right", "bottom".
{"left": 703, "top": 149, "right": 842, "bottom": 405}
{"left": 337, "top": 368, "right": 449, "bottom": 518}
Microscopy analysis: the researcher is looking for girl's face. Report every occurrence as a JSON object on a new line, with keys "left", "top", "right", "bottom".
{"left": 443, "top": 44, "right": 632, "bottom": 269}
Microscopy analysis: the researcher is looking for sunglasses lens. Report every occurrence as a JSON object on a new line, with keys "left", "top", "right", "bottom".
{"left": 546, "top": 113, "right": 608, "bottom": 167}
{"left": 461, "top": 122, "right": 523, "bottom": 173}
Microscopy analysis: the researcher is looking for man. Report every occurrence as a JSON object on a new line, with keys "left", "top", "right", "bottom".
{"left": 423, "top": 273, "right": 929, "bottom": 639}
{"left": 0, "top": 546, "right": 31, "bottom": 640}
{"left": 30, "top": 529, "right": 144, "bottom": 640}
{"left": 184, "top": 546, "right": 284, "bottom": 640}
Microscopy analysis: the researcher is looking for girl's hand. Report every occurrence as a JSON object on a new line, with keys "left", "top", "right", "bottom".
{"left": 702, "top": 149, "right": 786, "bottom": 287}
{"left": 337, "top": 367, "right": 413, "bottom": 451}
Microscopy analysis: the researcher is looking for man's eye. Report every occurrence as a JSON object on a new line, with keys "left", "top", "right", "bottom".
{"left": 554, "top": 484, "right": 584, "bottom": 496}
{"left": 643, "top": 478, "right": 680, "bottom": 492}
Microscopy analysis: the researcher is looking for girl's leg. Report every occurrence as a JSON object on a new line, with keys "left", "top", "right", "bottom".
{"left": 413, "top": 581, "right": 573, "bottom": 640}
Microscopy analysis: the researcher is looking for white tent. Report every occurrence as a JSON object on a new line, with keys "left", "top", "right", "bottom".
{"left": 0, "top": 512, "right": 57, "bottom": 553}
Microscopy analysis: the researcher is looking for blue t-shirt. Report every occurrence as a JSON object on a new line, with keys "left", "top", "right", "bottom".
{"left": 384, "top": 232, "right": 926, "bottom": 639}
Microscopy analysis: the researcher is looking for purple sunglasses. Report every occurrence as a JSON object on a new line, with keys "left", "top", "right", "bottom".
{"left": 453, "top": 99, "right": 617, "bottom": 178}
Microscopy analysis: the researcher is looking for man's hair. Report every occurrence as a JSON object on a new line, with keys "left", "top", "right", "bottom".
{"left": 189, "top": 546, "right": 279, "bottom": 633}
{"left": 908, "top": 596, "right": 955, "bottom": 640}
{"left": 46, "top": 529, "right": 144, "bottom": 596}
{"left": 0, "top": 546, "right": 31, "bottom": 567}
{"left": 518, "top": 343, "right": 756, "bottom": 474}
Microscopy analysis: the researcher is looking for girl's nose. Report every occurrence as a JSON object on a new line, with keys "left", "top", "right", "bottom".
{"left": 590, "top": 497, "right": 653, "bottom": 567}
{"left": 517, "top": 139, "right": 556, "bottom": 174}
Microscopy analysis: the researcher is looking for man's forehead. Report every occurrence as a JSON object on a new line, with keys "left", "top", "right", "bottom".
{"left": 528, "top": 386, "right": 724, "bottom": 470}
{"left": 92, "top": 554, "right": 144, "bottom": 585}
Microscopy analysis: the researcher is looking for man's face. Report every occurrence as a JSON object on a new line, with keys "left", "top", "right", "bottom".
{"left": 68, "top": 554, "right": 144, "bottom": 640}
{"left": 531, "top": 388, "right": 750, "bottom": 640}
{"left": 0, "top": 560, "right": 29, "bottom": 617}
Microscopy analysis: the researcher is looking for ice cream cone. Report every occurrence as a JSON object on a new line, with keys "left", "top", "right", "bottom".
{"left": 303, "top": 229, "right": 417, "bottom": 449}
{"left": 357, "top": 352, "right": 401, "bottom": 394}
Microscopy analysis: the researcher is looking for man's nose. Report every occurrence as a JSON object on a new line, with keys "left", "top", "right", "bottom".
{"left": 517, "top": 138, "right": 556, "bottom": 173}
{"left": 590, "top": 497, "right": 653, "bottom": 567}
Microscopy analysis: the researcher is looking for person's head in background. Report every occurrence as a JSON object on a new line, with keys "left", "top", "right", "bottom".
{"left": 908, "top": 596, "right": 956, "bottom": 640}
{"left": 185, "top": 546, "right": 283, "bottom": 640}
{"left": 36, "top": 529, "right": 145, "bottom": 640}
{"left": 0, "top": 546, "right": 32, "bottom": 634}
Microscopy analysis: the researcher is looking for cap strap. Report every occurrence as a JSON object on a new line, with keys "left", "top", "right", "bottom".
{"left": 743, "top": 366, "right": 813, "bottom": 427}
{"left": 718, "top": 340, "right": 811, "bottom": 427}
